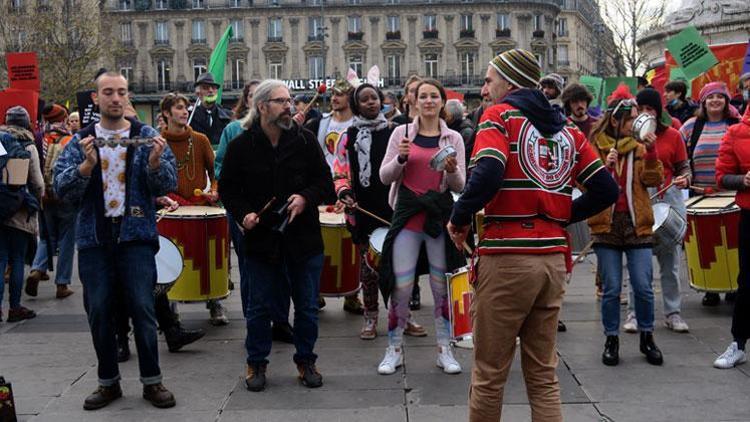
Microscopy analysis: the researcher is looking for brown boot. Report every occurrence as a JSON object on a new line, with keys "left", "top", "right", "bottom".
{"left": 83, "top": 383, "right": 122, "bottom": 410}
{"left": 143, "top": 383, "right": 176, "bottom": 408}
{"left": 25, "top": 270, "right": 46, "bottom": 297}
{"left": 56, "top": 285, "right": 74, "bottom": 299}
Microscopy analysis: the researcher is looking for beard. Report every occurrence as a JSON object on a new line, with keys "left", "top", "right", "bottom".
{"left": 273, "top": 113, "right": 293, "bottom": 130}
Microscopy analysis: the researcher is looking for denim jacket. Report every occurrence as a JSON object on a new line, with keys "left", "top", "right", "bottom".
{"left": 53, "top": 120, "right": 177, "bottom": 250}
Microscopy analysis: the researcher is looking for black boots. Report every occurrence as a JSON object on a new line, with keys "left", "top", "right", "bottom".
{"left": 640, "top": 331, "right": 664, "bottom": 365}
{"left": 83, "top": 383, "right": 123, "bottom": 410}
{"left": 164, "top": 324, "right": 206, "bottom": 352}
{"left": 245, "top": 362, "right": 267, "bottom": 392}
{"left": 602, "top": 335, "right": 619, "bottom": 366}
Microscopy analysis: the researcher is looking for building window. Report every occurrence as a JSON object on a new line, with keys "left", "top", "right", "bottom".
{"left": 231, "top": 58, "right": 244, "bottom": 89}
{"left": 386, "top": 54, "right": 401, "bottom": 84}
{"left": 230, "top": 19, "right": 244, "bottom": 42}
{"left": 230, "top": 0, "right": 242, "bottom": 7}
{"left": 269, "top": 60, "right": 283, "bottom": 79}
{"left": 386, "top": 0, "right": 398, "bottom": 3}
{"left": 348, "top": 0, "right": 360, "bottom": 4}
{"left": 311, "top": 0, "right": 322, "bottom": 5}
{"left": 119, "top": 0, "right": 131, "bottom": 10}
{"left": 424, "top": 14, "right": 436, "bottom": 31}
{"left": 460, "top": 52, "right": 475, "bottom": 84}
{"left": 155, "top": 21, "right": 169, "bottom": 44}
{"left": 348, "top": 16, "right": 361, "bottom": 34}
{"left": 120, "top": 66, "right": 133, "bottom": 82}
{"left": 309, "top": 56, "right": 324, "bottom": 79}
{"left": 192, "top": 20, "right": 205, "bottom": 43}
{"left": 268, "top": 18, "right": 282, "bottom": 41}
{"left": 349, "top": 55, "right": 363, "bottom": 77}
{"left": 558, "top": 44, "right": 569, "bottom": 65}
{"left": 533, "top": 14, "right": 543, "bottom": 31}
{"left": 497, "top": 13, "right": 510, "bottom": 30}
{"left": 192, "top": 0, "right": 204, "bottom": 8}
{"left": 424, "top": 53, "right": 438, "bottom": 78}
{"left": 460, "top": 14, "right": 472, "bottom": 31}
{"left": 155, "top": 0, "right": 167, "bottom": 9}
{"left": 120, "top": 22, "right": 132, "bottom": 44}
{"left": 193, "top": 58, "right": 207, "bottom": 81}
{"left": 386, "top": 16, "right": 399, "bottom": 32}
{"left": 157, "top": 59, "right": 171, "bottom": 91}
{"left": 557, "top": 18, "right": 567, "bottom": 36}
{"left": 535, "top": 53, "right": 543, "bottom": 67}
{"left": 308, "top": 16, "right": 323, "bottom": 40}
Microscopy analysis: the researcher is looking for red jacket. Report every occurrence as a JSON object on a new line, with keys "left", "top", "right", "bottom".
{"left": 716, "top": 107, "right": 750, "bottom": 209}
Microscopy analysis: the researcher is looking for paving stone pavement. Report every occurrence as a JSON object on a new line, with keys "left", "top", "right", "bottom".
{"left": 1, "top": 252, "right": 749, "bottom": 422}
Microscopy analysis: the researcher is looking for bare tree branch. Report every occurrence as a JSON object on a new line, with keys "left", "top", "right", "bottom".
{"left": 601, "top": 0, "right": 666, "bottom": 76}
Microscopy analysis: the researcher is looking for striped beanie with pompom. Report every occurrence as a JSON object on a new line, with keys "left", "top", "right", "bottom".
{"left": 489, "top": 49, "right": 541, "bottom": 89}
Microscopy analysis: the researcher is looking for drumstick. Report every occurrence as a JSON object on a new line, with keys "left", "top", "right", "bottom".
{"left": 690, "top": 186, "right": 716, "bottom": 195}
{"left": 257, "top": 197, "right": 277, "bottom": 217}
{"left": 156, "top": 208, "right": 169, "bottom": 223}
{"left": 650, "top": 181, "right": 674, "bottom": 200}
{"left": 354, "top": 205, "right": 391, "bottom": 226}
{"left": 572, "top": 239, "right": 595, "bottom": 268}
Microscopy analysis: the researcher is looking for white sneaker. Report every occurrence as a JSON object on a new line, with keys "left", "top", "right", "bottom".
{"left": 664, "top": 313, "right": 689, "bottom": 333}
{"left": 623, "top": 312, "right": 638, "bottom": 333}
{"left": 436, "top": 345, "right": 462, "bottom": 374}
{"left": 714, "top": 342, "right": 747, "bottom": 369}
{"left": 378, "top": 346, "right": 403, "bottom": 375}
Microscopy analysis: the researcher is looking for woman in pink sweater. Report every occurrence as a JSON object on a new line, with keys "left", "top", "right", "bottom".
{"left": 377, "top": 79, "right": 466, "bottom": 375}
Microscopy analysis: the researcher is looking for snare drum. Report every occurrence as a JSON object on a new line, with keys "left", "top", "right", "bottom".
{"left": 684, "top": 194, "right": 739, "bottom": 293}
{"left": 366, "top": 227, "right": 388, "bottom": 271}
{"left": 651, "top": 202, "right": 686, "bottom": 251}
{"left": 154, "top": 235, "right": 183, "bottom": 296}
{"left": 566, "top": 188, "right": 591, "bottom": 254}
{"left": 157, "top": 206, "right": 230, "bottom": 302}
{"left": 320, "top": 211, "right": 361, "bottom": 297}
{"left": 447, "top": 267, "right": 474, "bottom": 349}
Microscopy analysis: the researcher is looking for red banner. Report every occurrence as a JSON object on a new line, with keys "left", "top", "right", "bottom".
{"left": 665, "top": 42, "right": 749, "bottom": 100}
{"left": 6, "top": 52, "right": 40, "bottom": 92}
{"left": 0, "top": 89, "right": 39, "bottom": 128}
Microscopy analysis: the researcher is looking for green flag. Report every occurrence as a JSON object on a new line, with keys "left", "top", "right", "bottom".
{"left": 665, "top": 25, "right": 718, "bottom": 81}
{"left": 579, "top": 76, "right": 603, "bottom": 108}
{"left": 602, "top": 77, "right": 637, "bottom": 107}
{"left": 669, "top": 67, "right": 692, "bottom": 97}
{"left": 207, "top": 26, "right": 234, "bottom": 105}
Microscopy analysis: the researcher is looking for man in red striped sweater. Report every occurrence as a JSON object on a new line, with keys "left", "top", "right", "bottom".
{"left": 448, "top": 49, "right": 618, "bottom": 422}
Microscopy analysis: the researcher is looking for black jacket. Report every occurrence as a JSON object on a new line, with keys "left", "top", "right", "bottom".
{"left": 190, "top": 103, "right": 232, "bottom": 145}
{"left": 218, "top": 120, "right": 335, "bottom": 262}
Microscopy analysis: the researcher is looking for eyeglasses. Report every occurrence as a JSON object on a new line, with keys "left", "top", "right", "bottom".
{"left": 267, "top": 97, "right": 292, "bottom": 105}
{"left": 610, "top": 98, "right": 637, "bottom": 117}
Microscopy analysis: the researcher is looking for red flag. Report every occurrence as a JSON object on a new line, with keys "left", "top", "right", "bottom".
{"left": 6, "top": 52, "right": 40, "bottom": 92}
{"left": 665, "top": 41, "right": 749, "bottom": 100}
{"left": 0, "top": 88, "right": 40, "bottom": 127}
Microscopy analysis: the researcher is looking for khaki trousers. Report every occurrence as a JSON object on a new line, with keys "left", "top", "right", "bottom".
{"left": 468, "top": 253, "right": 566, "bottom": 422}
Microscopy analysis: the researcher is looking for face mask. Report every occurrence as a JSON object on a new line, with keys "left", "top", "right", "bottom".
{"left": 743, "top": 90, "right": 750, "bottom": 101}
{"left": 668, "top": 99, "right": 679, "bottom": 107}
{"left": 382, "top": 104, "right": 393, "bottom": 114}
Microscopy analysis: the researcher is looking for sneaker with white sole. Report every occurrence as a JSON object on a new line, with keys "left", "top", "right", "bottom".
{"left": 378, "top": 346, "right": 403, "bottom": 375}
{"left": 436, "top": 345, "right": 462, "bottom": 374}
{"left": 664, "top": 313, "right": 689, "bottom": 333}
{"left": 623, "top": 312, "right": 638, "bottom": 333}
{"left": 714, "top": 342, "right": 747, "bottom": 369}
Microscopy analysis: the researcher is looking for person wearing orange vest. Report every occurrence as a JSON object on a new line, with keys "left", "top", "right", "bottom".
{"left": 448, "top": 49, "right": 618, "bottom": 422}
{"left": 26, "top": 103, "right": 76, "bottom": 299}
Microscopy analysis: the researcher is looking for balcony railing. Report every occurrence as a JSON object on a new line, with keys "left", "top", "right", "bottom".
{"left": 154, "top": 39, "right": 170, "bottom": 45}
{"left": 347, "top": 31, "right": 364, "bottom": 41}
{"left": 191, "top": 38, "right": 207, "bottom": 44}
{"left": 495, "top": 28, "right": 511, "bottom": 38}
{"left": 423, "top": 29, "right": 438, "bottom": 39}
{"left": 110, "top": 0, "right": 565, "bottom": 9}
{"left": 459, "top": 29, "right": 475, "bottom": 38}
{"left": 129, "top": 80, "right": 246, "bottom": 94}
{"left": 230, "top": 37, "right": 244, "bottom": 43}
{"left": 267, "top": 36, "right": 283, "bottom": 42}
{"left": 307, "top": 34, "right": 324, "bottom": 42}
{"left": 557, "top": 59, "right": 570, "bottom": 66}
{"left": 532, "top": 29, "right": 545, "bottom": 38}
{"left": 385, "top": 30, "right": 401, "bottom": 40}
{"left": 557, "top": 30, "right": 569, "bottom": 37}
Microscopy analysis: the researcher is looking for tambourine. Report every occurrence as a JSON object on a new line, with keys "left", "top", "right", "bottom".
{"left": 632, "top": 113, "right": 656, "bottom": 142}
{"left": 92, "top": 137, "right": 155, "bottom": 148}
{"left": 429, "top": 145, "right": 457, "bottom": 171}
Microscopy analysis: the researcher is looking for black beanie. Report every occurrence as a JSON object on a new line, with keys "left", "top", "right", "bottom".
{"left": 636, "top": 88, "right": 662, "bottom": 115}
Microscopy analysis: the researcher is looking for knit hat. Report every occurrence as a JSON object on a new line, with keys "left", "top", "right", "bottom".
{"left": 333, "top": 78, "right": 353, "bottom": 95}
{"left": 42, "top": 103, "right": 68, "bottom": 123}
{"left": 699, "top": 81, "right": 730, "bottom": 104}
{"left": 5, "top": 105, "right": 31, "bottom": 130}
{"left": 539, "top": 73, "right": 565, "bottom": 95}
{"left": 636, "top": 88, "right": 662, "bottom": 113}
{"left": 489, "top": 49, "right": 541, "bottom": 89}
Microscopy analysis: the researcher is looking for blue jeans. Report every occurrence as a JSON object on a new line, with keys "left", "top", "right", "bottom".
{"left": 595, "top": 245, "right": 655, "bottom": 335}
{"left": 228, "top": 210, "right": 290, "bottom": 325}
{"left": 31, "top": 203, "right": 77, "bottom": 285}
{"left": 78, "top": 230, "right": 162, "bottom": 387}
{"left": 0, "top": 225, "right": 30, "bottom": 310}
{"left": 243, "top": 253, "right": 323, "bottom": 365}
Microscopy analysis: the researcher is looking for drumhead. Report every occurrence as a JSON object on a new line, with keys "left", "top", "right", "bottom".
{"left": 319, "top": 211, "right": 345, "bottom": 226}
{"left": 369, "top": 228, "right": 388, "bottom": 253}
{"left": 162, "top": 205, "right": 226, "bottom": 219}
{"left": 156, "top": 235, "right": 183, "bottom": 284}
{"left": 652, "top": 203, "right": 670, "bottom": 231}
{"left": 686, "top": 195, "right": 738, "bottom": 214}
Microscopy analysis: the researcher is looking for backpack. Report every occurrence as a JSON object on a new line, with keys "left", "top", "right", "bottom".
{"left": 0, "top": 129, "right": 35, "bottom": 222}
{"left": 41, "top": 131, "right": 73, "bottom": 202}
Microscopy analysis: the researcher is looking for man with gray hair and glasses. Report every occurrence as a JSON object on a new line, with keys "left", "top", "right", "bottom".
{"left": 218, "top": 79, "right": 334, "bottom": 392}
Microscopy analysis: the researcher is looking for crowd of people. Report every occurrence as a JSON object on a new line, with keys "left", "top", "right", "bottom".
{"left": 1, "top": 49, "right": 749, "bottom": 421}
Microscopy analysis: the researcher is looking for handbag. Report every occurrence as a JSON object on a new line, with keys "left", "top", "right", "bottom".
{"left": 0, "top": 376, "right": 17, "bottom": 422}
